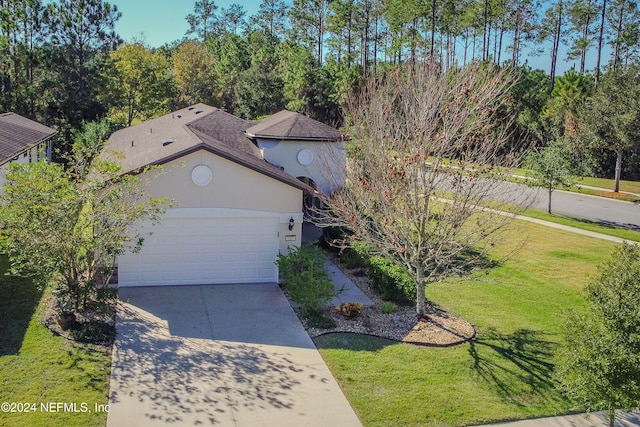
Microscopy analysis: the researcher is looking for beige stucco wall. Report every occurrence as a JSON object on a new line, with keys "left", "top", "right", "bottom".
{"left": 142, "top": 149, "right": 304, "bottom": 252}
{"left": 257, "top": 139, "right": 346, "bottom": 195}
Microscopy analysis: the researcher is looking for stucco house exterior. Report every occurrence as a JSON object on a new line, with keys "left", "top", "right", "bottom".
{"left": 105, "top": 104, "right": 345, "bottom": 287}
{"left": 0, "top": 112, "right": 56, "bottom": 187}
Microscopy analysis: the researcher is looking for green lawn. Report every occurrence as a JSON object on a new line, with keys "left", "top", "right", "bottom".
{"left": 315, "top": 221, "right": 616, "bottom": 427}
{"left": 520, "top": 209, "right": 640, "bottom": 242}
{"left": 577, "top": 176, "right": 640, "bottom": 194}
{"left": 0, "top": 257, "right": 111, "bottom": 427}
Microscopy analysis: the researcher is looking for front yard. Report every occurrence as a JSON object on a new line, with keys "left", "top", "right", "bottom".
{"left": 316, "top": 221, "right": 622, "bottom": 426}
{"left": 0, "top": 256, "right": 111, "bottom": 427}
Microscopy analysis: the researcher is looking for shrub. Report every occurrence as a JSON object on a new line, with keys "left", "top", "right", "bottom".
{"left": 305, "top": 311, "right": 337, "bottom": 329}
{"left": 382, "top": 301, "right": 396, "bottom": 314}
{"left": 349, "top": 242, "right": 416, "bottom": 304}
{"left": 367, "top": 256, "right": 416, "bottom": 303}
{"left": 276, "top": 244, "right": 338, "bottom": 315}
{"left": 336, "top": 302, "right": 363, "bottom": 318}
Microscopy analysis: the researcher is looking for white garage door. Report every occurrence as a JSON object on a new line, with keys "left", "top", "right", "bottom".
{"left": 118, "top": 216, "right": 279, "bottom": 287}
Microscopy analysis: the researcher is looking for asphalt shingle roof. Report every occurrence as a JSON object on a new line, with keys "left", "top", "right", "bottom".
{"left": 104, "top": 104, "right": 313, "bottom": 193}
{"left": 0, "top": 113, "right": 56, "bottom": 163}
{"left": 245, "top": 110, "right": 343, "bottom": 142}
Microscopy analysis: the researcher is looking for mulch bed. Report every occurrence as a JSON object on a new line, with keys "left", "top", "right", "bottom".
{"left": 297, "top": 250, "right": 476, "bottom": 347}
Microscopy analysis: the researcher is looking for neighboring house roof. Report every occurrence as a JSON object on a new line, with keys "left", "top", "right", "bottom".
{"left": 104, "top": 104, "right": 313, "bottom": 193}
{"left": 245, "top": 110, "right": 343, "bottom": 142}
{"left": 0, "top": 112, "right": 56, "bottom": 164}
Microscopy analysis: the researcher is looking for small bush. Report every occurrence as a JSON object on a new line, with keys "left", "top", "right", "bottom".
{"left": 382, "top": 301, "right": 396, "bottom": 314}
{"left": 305, "top": 312, "right": 337, "bottom": 329}
{"left": 336, "top": 302, "right": 363, "bottom": 318}
{"left": 68, "top": 320, "right": 115, "bottom": 345}
{"left": 276, "top": 244, "right": 338, "bottom": 315}
{"left": 366, "top": 256, "right": 416, "bottom": 303}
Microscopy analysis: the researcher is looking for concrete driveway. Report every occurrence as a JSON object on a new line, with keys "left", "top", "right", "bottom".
{"left": 107, "top": 284, "right": 362, "bottom": 427}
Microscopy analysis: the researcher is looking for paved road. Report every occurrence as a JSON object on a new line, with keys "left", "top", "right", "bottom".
{"left": 490, "top": 182, "right": 640, "bottom": 230}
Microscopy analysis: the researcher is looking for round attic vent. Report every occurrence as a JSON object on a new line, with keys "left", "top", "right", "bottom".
{"left": 191, "top": 165, "right": 212, "bottom": 186}
{"left": 297, "top": 149, "right": 314, "bottom": 166}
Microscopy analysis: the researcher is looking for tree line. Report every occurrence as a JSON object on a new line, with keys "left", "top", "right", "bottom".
{"left": 1, "top": 0, "right": 639, "bottom": 178}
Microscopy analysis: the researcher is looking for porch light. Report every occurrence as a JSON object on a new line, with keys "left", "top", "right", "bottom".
{"left": 288, "top": 217, "right": 295, "bottom": 231}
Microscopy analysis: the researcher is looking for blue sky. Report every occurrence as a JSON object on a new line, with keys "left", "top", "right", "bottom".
{"left": 110, "top": 0, "right": 599, "bottom": 75}
{"left": 111, "top": 0, "right": 262, "bottom": 47}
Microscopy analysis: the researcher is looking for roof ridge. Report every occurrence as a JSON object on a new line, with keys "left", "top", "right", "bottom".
{"left": 284, "top": 111, "right": 300, "bottom": 137}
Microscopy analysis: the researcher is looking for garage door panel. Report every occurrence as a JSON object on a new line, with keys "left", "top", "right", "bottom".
{"left": 118, "top": 216, "right": 280, "bottom": 286}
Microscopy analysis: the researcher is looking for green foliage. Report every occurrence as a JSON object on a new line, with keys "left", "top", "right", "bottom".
{"left": 349, "top": 242, "right": 415, "bottom": 304}
{"left": 579, "top": 64, "right": 640, "bottom": 189}
{"left": 0, "top": 150, "right": 167, "bottom": 314}
{"left": 304, "top": 311, "right": 337, "bottom": 329}
{"left": 525, "top": 139, "right": 576, "bottom": 213}
{"left": 68, "top": 320, "right": 116, "bottom": 345}
{"left": 103, "top": 43, "right": 174, "bottom": 127}
{"left": 555, "top": 243, "right": 640, "bottom": 425}
{"left": 542, "top": 70, "right": 593, "bottom": 138}
{"left": 366, "top": 255, "right": 416, "bottom": 303}
{"left": 275, "top": 244, "right": 338, "bottom": 315}
{"left": 382, "top": 301, "right": 396, "bottom": 314}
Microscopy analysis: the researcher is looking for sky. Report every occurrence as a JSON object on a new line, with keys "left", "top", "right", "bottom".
{"left": 110, "top": 0, "right": 603, "bottom": 76}
{"left": 111, "top": 0, "right": 263, "bottom": 47}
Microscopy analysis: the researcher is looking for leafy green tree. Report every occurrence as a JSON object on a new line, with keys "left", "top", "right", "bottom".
{"left": 171, "top": 40, "right": 216, "bottom": 107}
{"left": 0, "top": 0, "right": 49, "bottom": 118}
{"left": 46, "top": 0, "right": 121, "bottom": 129}
{"left": 103, "top": 43, "right": 173, "bottom": 127}
{"left": 278, "top": 40, "right": 316, "bottom": 112}
{"left": 72, "top": 119, "right": 112, "bottom": 178}
{"left": 541, "top": 69, "right": 592, "bottom": 138}
{"left": 233, "top": 31, "right": 285, "bottom": 119}
{"left": 206, "top": 32, "right": 250, "bottom": 112}
{"left": 0, "top": 150, "right": 167, "bottom": 313}
{"left": 525, "top": 139, "right": 575, "bottom": 213}
{"left": 579, "top": 65, "right": 640, "bottom": 192}
{"left": 556, "top": 243, "right": 640, "bottom": 427}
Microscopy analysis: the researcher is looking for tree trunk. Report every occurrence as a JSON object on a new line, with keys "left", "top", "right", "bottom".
{"left": 595, "top": 0, "right": 607, "bottom": 87}
{"left": 614, "top": 148, "right": 623, "bottom": 192}
{"left": 430, "top": 0, "right": 437, "bottom": 61}
{"left": 607, "top": 409, "right": 615, "bottom": 427}
{"left": 550, "top": 1, "right": 563, "bottom": 91}
{"left": 612, "top": 1, "right": 624, "bottom": 71}
{"left": 548, "top": 187, "right": 553, "bottom": 214}
{"left": 416, "top": 268, "right": 427, "bottom": 316}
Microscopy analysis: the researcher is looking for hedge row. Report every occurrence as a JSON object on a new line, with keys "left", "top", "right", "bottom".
{"left": 345, "top": 242, "right": 416, "bottom": 304}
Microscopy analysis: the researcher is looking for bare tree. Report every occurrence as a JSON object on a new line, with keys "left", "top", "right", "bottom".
{"left": 318, "top": 62, "right": 529, "bottom": 316}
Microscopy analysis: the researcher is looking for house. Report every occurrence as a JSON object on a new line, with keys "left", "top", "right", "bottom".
{"left": 0, "top": 112, "right": 56, "bottom": 186}
{"left": 105, "top": 104, "right": 345, "bottom": 287}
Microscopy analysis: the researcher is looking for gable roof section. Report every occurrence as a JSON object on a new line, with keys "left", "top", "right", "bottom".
{"left": 0, "top": 113, "right": 56, "bottom": 164}
{"left": 104, "top": 104, "right": 313, "bottom": 193}
{"left": 245, "top": 110, "right": 343, "bottom": 142}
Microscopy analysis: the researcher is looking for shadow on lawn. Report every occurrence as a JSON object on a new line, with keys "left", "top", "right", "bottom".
{"left": 0, "top": 258, "right": 42, "bottom": 356}
{"left": 468, "top": 328, "right": 568, "bottom": 407}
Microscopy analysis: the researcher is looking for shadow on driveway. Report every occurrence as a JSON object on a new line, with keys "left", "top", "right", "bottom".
{"left": 108, "top": 284, "right": 362, "bottom": 426}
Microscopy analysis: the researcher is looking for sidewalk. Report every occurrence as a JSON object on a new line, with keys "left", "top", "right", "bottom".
{"left": 474, "top": 410, "right": 640, "bottom": 427}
